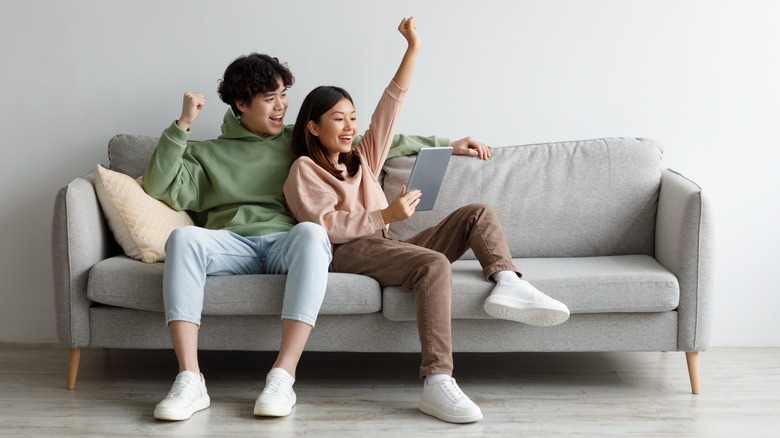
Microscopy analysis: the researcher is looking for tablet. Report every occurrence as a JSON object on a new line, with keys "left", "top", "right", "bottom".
{"left": 407, "top": 147, "right": 453, "bottom": 211}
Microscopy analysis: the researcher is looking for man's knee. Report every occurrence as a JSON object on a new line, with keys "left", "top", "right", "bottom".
{"left": 289, "top": 222, "right": 330, "bottom": 246}
{"left": 165, "top": 226, "right": 202, "bottom": 253}
{"left": 285, "top": 222, "right": 332, "bottom": 265}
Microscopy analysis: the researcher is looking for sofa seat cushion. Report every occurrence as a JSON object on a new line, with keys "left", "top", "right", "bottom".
{"left": 382, "top": 255, "right": 679, "bottom": 321}
{"left": 87, "top": 256, "right": 382, "bottom": 315}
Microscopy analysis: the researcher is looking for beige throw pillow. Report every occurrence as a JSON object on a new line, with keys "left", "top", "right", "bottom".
{"left": 94, "top": 164, "right": 194, "bottom": 263}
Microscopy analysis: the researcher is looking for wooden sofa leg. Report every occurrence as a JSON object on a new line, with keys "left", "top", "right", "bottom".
{"left": 685, "top": 351, "right": 700, "bottom": 394}
{"left": 67, "top": 348, "right": 82, "bottom": 390}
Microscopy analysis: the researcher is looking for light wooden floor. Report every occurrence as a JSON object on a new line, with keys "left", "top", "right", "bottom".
{"left": 0, "top": 345, "right": 777, "bottom": 437}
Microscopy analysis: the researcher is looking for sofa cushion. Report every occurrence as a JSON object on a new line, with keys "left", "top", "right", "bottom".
{"left": 381, "top": 255, "right": 679, "bottom": 321}
{"left": 87, "top": 256, "right": 382, "bottom": 315}
{"left": 94, "top": 164, "right": 194, "bottom": 263}
{"left": 382, "top": 138, "right": 662, "bottom": 258}
{"left": 108, "top": 134, "right": 162, "bottom": 178}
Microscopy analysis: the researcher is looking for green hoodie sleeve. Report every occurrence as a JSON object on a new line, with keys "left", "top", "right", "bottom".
{"left": 142, "top": 122, "right": 205, "bottom": 211}
{"left": 353, "top": 133, "right": 449, "bottom": 159}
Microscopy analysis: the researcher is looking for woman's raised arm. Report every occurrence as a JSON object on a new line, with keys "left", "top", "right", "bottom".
{"left": 392, "top": 17, "right": 420, "bottom": 90}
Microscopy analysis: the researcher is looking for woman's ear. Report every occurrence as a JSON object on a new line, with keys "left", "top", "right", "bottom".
{"left": 307, "top": 120, "right": 319, "bottom": 136}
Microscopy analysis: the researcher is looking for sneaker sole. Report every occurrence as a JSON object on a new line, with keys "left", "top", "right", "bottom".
{"left": 484, "top": 296, "right": 570, "bottom": 327}
{"left": 154, "top": 396, "right": 210, "bottom": 421}
{"left": 253, "top": 403, "right": 294, "bottom": 417}
{"left": 419, "top": 403, "right": 483, "bottom": 424}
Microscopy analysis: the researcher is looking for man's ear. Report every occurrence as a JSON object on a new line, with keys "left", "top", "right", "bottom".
{"left": 235, "top": 100, "right": 248, "bottom": 113}
{"left": 307, "top": 120, "right": 319, "bottom": 136}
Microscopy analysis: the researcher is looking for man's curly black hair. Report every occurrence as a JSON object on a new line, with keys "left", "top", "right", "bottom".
{"left": 217, "top": 53, "right": 295, "bottom": 115}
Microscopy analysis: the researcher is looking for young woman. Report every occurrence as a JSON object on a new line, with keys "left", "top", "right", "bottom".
{"left": 283, "top": 17, "right": 570, "bottom": 424}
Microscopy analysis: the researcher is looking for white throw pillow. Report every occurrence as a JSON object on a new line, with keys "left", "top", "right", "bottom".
{"left": 94, "top": 164, "right": 193, "bottom": 263}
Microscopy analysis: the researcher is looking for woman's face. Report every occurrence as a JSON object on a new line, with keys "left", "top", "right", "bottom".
{"left": 308, "top": 98, "right": 357, "bottom": 160}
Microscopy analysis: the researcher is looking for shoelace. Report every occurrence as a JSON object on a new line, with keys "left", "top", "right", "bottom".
{"left": 264, "top": 373, "right": 292, "bottom": 394}
{"left": 168, "top": 374, "right": 197, "bottom": 397}
{"left": 440, "top": 378, "right": 466, "bottom": 401}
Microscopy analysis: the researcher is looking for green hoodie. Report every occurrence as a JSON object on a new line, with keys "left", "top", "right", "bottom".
{"left": 143, "top": 108, "right": 448, "bottom": 237}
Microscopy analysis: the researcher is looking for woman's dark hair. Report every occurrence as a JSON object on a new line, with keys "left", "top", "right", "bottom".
{"left": 291, "top": 86, "right": 361, "bottom": 181}
{"left": 217, "top": 53, "right": 294, "bottom": 115}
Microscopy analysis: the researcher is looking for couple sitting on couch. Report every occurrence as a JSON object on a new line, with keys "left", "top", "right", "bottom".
{"left": 143, "top": 17, "right": 570, "bottom": 424}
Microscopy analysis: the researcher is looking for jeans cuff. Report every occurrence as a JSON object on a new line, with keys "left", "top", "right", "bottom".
{"left": 281, "top": 313, "right": 317, "bottom": 327}
{"left": 166, "top": 314, "right": 201, "bottom": 327}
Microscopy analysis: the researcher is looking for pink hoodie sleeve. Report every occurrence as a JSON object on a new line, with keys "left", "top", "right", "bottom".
{"left": 354, "top": 81, "right": 407, "bottom": 174}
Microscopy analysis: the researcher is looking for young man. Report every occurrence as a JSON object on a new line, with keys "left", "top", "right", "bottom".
{"left": 143, "top": 53, "right": 490, "bottom": 421}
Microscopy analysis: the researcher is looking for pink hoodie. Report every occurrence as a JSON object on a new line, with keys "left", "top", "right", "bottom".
{"left": 283, "top": 81, "right": 406, "bottom": 244}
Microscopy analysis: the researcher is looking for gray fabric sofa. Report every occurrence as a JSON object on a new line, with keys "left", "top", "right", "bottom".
{"left": 52, "top": 136, "right": 713, "bottom": 393}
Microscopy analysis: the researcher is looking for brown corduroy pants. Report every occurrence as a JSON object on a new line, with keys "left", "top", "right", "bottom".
{"left": 332, "top": 203, "right": 518, "bottom": 377}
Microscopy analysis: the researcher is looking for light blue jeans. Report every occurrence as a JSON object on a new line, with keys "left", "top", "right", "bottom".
{"left": 162, "top": 222, "right": 331, "bottom": 327}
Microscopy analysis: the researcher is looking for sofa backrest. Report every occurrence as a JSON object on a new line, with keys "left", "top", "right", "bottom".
{"left": 108, "top": 134, "right": 161, "bottom": 178}
{"left": 382, "top": 138, "right": 662, "bottom": 258}
{"left": 107, "top": 135, "right": 662, "bottom": 259}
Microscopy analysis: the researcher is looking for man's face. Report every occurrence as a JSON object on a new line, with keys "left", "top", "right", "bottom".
{"left": 236, "top": 76, "right": 288, "bottom": 137}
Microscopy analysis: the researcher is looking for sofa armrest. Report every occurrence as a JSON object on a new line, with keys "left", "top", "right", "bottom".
{"left": 655, "top": 169, "right": 715, "bottom": 351}
{"left": 51, "top": 171, "right": 114, "bottom": 348}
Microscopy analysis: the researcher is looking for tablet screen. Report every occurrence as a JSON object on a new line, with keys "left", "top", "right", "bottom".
{"left": 407, "top": 147, "right": 453, "bottom": 211}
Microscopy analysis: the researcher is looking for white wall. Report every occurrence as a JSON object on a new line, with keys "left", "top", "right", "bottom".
{"left": 1, "top": 0, "right": 777, "bottom": 346}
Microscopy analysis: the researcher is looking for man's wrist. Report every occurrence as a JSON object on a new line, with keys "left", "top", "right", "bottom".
{"left": 175, "top": 119, "right": 191, "bottom": 131}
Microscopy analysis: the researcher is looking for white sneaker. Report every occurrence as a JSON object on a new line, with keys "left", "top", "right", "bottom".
{"left": 419, "top": 377, "right": 483, "bottom": 424}
{"left": 154, "top": 371, "right": 210, "bottom": 421}
{"left": 254, "top": 368, "right": 296, "bottom": 417}
{"left": 484, "top": 279, "right": 570, "bottom": 326}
